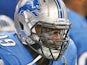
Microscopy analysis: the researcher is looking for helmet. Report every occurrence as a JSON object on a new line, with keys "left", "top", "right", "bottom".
{"left": 0, "top": 15, "right": 15, "bottom": 32}
{"left": 14, "top": 0, "right": 71, "bottom": 60}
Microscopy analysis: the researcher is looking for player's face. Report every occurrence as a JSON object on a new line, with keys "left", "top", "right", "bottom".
{"left": 35, "top": 25, "right": 64, "bottom": 49}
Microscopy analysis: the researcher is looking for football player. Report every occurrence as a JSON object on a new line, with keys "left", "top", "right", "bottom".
{"left": 14, "top": 0, "right": 77, "bottom": 65}
{"left": 0, "top": 0, "right": 77, "bottom": 65}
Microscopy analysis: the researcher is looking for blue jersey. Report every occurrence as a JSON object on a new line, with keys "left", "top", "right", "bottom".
{"left": 0, "top": 32, "right": 77, "bottom": 65}
{"left": 67, "top": 9, "right": 87, "bottom": 65}
{"left": 52, "top": 39, "right": 77, "bottom": 65}
{"left": 0, "top": 32, "right": 35, "bottom": 65}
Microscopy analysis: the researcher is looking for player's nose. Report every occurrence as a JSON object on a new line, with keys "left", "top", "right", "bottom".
{"left": 51, "top": 34, "right": 61, "bottom": 40}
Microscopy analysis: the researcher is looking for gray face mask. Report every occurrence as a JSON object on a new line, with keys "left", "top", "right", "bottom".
{"left": 28, "top": 25, "right": 69, "bottom": 60}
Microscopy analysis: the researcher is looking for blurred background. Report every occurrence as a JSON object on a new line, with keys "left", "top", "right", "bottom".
{"left": 0, "top": 0, "right": 19, "bottom": 20}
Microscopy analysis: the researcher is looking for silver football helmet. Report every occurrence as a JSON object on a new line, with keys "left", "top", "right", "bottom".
{"left": 14, "top": 0, "right": 71, "bottom": 60}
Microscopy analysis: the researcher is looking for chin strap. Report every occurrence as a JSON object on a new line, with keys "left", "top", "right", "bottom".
{"left": 0, "top": 59, "right": 4, "bottom": 65}
{"left": 27, "top": 55, "right": 42, "bottom": 65}
{"left": 63, "top": 56, "right": 67, "bottom": 65}
{"left": 27, "top": 55, "right": 67, "bottom": 65}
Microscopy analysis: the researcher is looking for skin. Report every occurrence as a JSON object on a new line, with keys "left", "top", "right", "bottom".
{"left": 35, "top": 25, "right": 62, "bottom": 48}
{"left": 25, "top": 26, "right": 63, "bottom": 65}
{"left": 35, "top": 25, "right": 61, "bottom": 40}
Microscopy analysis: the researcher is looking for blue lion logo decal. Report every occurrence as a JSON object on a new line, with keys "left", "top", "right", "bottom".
{"left": 18, "top": 0, "right": 40, "bottom": 16}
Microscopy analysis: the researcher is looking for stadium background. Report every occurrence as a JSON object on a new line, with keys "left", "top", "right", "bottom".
{"left": 0, "top": 0, "right": 19, "bottom": 20}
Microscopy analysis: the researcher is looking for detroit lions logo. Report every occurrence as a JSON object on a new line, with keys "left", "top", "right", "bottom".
{"left": 18, "top": 0, "right": 40, "bottom": 16}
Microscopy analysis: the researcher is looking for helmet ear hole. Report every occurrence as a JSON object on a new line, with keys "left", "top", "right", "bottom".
{"left": 19, "top": 22, "right": 24, "bottom": 30}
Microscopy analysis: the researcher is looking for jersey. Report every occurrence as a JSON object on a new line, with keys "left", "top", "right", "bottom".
{"left": 0, "top": 32, "right": 36, "bottom": 65}
{"left": 67, "top": 9, "right": 87, "bottom": 65}
{"left": 51, "top": 39, "right": 77, "bottom": 65}
{"left": 0, "top": 32, "right": 77, "bottom": 65}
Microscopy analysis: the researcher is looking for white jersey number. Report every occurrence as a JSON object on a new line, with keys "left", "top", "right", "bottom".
{"left": 78, "top": 52, "right": 87, "bottom": 65}
{"left": 0, "top": 34, "right": 16, "bottom": 46}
